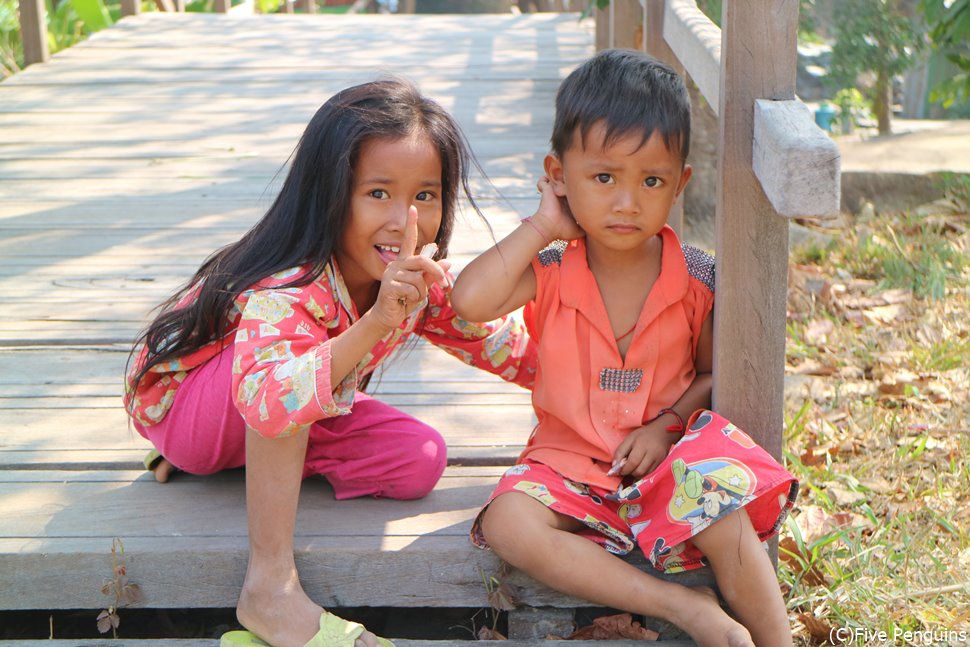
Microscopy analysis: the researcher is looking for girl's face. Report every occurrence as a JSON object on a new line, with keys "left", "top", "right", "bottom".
{"left": 336, "top": 133, "right": 444, "bottom": 306}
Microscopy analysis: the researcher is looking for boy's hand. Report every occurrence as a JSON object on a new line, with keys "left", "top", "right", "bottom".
{"left": 372, "top": 206, "right": 450, "bottom": 329}
{"left": 532, "top": 176, "right": 584, "bottom": 242}
{"left": 611, "top": 420, "right": 680, "bottom": 479}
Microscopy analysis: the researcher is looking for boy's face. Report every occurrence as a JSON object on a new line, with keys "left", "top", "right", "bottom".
{"left": 545, "top": 121, "right": 691, "bottom": 252}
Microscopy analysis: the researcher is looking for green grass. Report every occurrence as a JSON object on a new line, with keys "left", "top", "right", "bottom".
{"left": 782, "top": 203, "right": 969, "bottom": 641}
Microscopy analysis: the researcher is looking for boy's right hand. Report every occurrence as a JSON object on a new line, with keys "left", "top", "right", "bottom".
{"left": 531, "top": 176, "right": 585, "bottom": 243}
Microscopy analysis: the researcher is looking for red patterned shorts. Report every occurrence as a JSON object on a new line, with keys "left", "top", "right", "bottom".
{"left": 471, "top": 409, "right": 798, "bottom": 573}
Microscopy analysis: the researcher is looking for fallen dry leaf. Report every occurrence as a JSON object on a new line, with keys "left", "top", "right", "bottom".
{"left": 795, "top": 505, "right": 874, "bottom": 544}
{"left": 804, "top": 318, "right": 835, "bottom": 345}
{"left": 779, "top": 537, "right": 828, "bottom": 587}
{"left": 560, "top": 613, "right": 659, "bottom": 640}
{"left": 478, "top": 626, "right": 507, "bottom": 640}
{"left": 797, "top": 612, "right": 838, "bottom": 645}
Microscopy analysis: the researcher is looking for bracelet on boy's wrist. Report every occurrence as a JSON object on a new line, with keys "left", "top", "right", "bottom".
{"left": 655, "top": 408, "right": 686, "bottom": 434}
{"left": 521, "top": 216, "right": 552, "bottom": 244}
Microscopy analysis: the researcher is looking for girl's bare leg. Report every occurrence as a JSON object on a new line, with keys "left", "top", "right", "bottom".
{"left": 235, "top": 428, "right": 382, "bottom": 647}
{"left": 481, "top": 493, "right": 753, "bottom": 647}
{"left": 691, "top": 509, "right": 793, "bottom": 647}
{"left": 151, "top": 458, "right": 177, "bottom": 483}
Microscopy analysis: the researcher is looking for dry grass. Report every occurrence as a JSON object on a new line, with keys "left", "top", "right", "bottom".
{"left": 780, "top": 180, "right": 970, "bottom": 644}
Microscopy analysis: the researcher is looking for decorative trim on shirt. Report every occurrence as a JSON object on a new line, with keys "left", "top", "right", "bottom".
{"left": 681, "top": 244, "right": 715, "bottom": 292}
{"left": 599, "top": 367, "right": 643, "bottom": 392}
{"left": 537, "top": 240, "right": 569, "bottom": 267}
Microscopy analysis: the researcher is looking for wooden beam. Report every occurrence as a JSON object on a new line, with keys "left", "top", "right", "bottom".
{"left": 18, "top": 0, "right": 49, "bottom": 66}
{"left": 594, "top": 3, "right": 609, "bottom": 50}
{"left": 752, "top": 99, "right": 841, "bottom": 219}
{"left": 120, "top": 0, "right": 141, "bottom": 16}
{"left": 646, "top": 0, "right": 686, "bottom": 237}
{"left": 711, "top": 0, "right": 799, "bottom": 462}
{"left": 609, "top": 0, "right": 642, "bottom": 50}
{"left": 663, "top": 0, "right": 720, "bottom": 116}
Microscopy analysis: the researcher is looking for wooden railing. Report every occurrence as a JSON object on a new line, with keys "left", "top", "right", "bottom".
{"left": 598, "top": 0, "right": 841, "bottom": 464}
{"left": 15, "top": 0, "right": 375, "bottom": 67}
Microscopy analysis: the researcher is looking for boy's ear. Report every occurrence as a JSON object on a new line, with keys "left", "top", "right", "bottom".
{"left": 543, "top": 154, "right": 568, "bottom": 197}
{"left": 675, "top": 164, "right": 693, "bottom": 201}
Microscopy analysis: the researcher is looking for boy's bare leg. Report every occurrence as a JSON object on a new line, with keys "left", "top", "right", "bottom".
{"left": 481, "top": 492, "right": 754, "bottom": 647}
{"left": 690, "top": 509, "right": 793, "bottom": 647}
{"left": 236, "top": 428, "right": 382, "bottom": 647}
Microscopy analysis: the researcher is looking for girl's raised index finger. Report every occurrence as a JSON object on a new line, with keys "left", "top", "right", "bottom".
{"left": 398, "top": 205, "right": 419, "bottom": 260}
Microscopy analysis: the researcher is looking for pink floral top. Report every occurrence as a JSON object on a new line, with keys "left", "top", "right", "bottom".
{"left": 125, "top": 261, "right": 536, "bottom": 438}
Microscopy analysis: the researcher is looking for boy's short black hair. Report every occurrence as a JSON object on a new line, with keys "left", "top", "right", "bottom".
{"left": 551, "top": 49, "right": 691, "bottom": 162}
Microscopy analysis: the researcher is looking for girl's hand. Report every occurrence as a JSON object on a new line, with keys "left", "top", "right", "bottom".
{"left": 371, "top": 206, "right": 450, "bottom": 330}
{"left": 611, "top": 420, "right": 680, "bottom": 479}
{"left": 531, "top": 176, "right": 585, "bottom": 242}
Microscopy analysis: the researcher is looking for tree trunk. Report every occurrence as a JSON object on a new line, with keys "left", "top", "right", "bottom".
{"left": 874, "top": 70, "right": 893, "bottom": 134}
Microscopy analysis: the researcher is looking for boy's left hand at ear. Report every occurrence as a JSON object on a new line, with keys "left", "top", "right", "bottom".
{"left": 532, "top": 176, "right": 584, "bottom": 243}
{"left": 611, "top": 421, "right": 680, "bottom": 479}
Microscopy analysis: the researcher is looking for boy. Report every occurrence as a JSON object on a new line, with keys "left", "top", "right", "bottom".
{"left": 451, "top": 50, "right": 797, "bottom": 646}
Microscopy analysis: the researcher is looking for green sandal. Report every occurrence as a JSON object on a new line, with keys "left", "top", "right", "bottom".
{"left": 220, "top": 611, "right": 394, "bottom": 647}
{"left": 143, "top": 448, "right": 164, "bottom": 471}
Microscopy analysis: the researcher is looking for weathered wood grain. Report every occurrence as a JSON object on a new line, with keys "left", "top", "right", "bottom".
{"left": 711, "top": 0, "right": 798, "bottom": 460}
{"left": 752, "top": 99, "right": 841, "bottom": 219}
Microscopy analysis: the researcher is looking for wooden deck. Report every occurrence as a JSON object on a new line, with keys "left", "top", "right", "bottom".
{"left": 0, "top": 12, "right": 702, "bottom": 643}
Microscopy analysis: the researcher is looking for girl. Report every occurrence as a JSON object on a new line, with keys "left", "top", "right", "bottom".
{"left": 124, "top": 79, "right": 535, "bottom": 647}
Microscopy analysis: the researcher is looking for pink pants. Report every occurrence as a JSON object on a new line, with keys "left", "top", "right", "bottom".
{"left": 133, "top": 347, "right": 446, "bottom": 501}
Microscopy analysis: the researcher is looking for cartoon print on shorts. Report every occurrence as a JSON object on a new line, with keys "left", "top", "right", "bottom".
{"left": 719, "top": 420, "right": 757, "bottom": 449}
{"left": 668, "top": 457, "right": 756, "bottom": 532}
{"left": 607, "top": 474, "right": 656, "bottom": 502}
{"left": 512, "top": 480, "right": 558, "bottom": 507}
{"left": 580, "top": 514, "right": 633, "bottom": 554}
{"left": 504, "top": 464, "right": 531, "bottom": 477}
{"left": 617, "top": 503, "right": 642, "bottom": 523}
{"left": 563, "top": 478, "right": 603, "bottom": 504}
{"left": 648, "top": 536, "right": 694, "bottom": 572}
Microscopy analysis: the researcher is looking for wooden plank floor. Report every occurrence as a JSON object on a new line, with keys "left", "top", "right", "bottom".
{"left": 0, "top": 10, "right": 598, "bottom": 614}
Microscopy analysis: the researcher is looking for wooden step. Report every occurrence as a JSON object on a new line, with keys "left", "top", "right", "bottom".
{"left": 6, "top": 641, "right": 695, "bottom": 646}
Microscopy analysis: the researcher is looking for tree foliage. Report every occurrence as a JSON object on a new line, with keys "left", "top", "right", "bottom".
{"left": 920, "top": 0, "right": 970, "bottom": 109}
{"left": 830, "top": 0, "right": 921, "bottom": 134}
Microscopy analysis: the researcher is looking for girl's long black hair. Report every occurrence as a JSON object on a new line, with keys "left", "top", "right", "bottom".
{"left": 128, "top": 78, "right": 481, "bottom": 392}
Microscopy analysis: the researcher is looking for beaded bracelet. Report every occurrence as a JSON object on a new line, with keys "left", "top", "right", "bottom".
{"left": 656, "top": 408, "right": 686, "bottom": 434}
{"left": 521, "top": 216, "right": 552, "bottom": 244}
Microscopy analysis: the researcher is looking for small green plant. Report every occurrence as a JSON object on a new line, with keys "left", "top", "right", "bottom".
{"left": 831, "top": 87, "right": 870, "bottom": 134}
{"left": 934, "top": 172, "right": 970, "bottom": 211}
{"left": 97, "top": 538, "right": 143, "bottom": 637}
{"left": 477, "top": 562, "right": 518, "bottom": 640}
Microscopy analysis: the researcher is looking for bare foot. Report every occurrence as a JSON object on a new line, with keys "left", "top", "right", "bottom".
{"left": 151, "top": 457, "right": 178, "bottom": 483}
{"left": 236, "top": 577, "right": 385, "bottom": 647}
{"left": 673, "top": 587, "right": 754, "bottom": 647}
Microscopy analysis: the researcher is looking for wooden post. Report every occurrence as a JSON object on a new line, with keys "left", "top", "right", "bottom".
{"left": 645, "top": 0, "right": 686, "bottom": 237}
{"left": 594, "top": 3, "right": 609, "bottom": 50}
{"left": 121, "top": 0, "right": 141, "bottom": 16}
{"left": 610, "top": 0, "right": 641, "bottom": 50}
{"left": 214, "top": 0, "right": 231, "bottom": 11}
{"left": 18, "top": 0, "right": 49, "bottom": 66}
{"left": 711, "top": 0, "right": 799, "bottom": 462}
